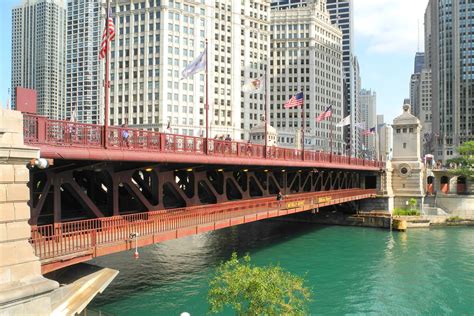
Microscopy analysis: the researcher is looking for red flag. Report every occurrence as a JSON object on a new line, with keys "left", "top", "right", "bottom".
{"left": 99, "top": 9, "right": 115, "bottom": 59}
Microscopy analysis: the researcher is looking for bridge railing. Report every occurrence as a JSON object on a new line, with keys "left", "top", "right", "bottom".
{"left": 29, "top": 189, "right": 376, "bottom": 260}
{"left": 22, "top": 113, "right": 385, "bottom": 168}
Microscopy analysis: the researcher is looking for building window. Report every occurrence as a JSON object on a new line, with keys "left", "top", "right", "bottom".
{"left": 403, "top": 143, "right": 406, "bottom": 149}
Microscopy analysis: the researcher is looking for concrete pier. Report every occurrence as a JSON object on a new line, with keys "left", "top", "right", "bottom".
{"left": 0, "top": 109, "right": 117, "bottom": 315}
{"left": 0, "top": 109, "right": 59, "bottom": 314}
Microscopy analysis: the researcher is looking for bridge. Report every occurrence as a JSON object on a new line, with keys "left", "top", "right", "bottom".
{"left": 22, "top": 113, "right": 383, "bottom": 273}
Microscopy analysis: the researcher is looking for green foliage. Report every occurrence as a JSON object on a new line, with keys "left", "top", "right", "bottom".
{"left": 447, "top": 216, "right": 463, "bottom": 222}
{"left": 408, "top": 198, "right": 417, "bottom": 209}
{"left": 393, "top": 208, "right": 420, "bottom": 216}
{"left": 207, "top": 253, "right": 312, "bottom": 315}
{"left": 447, "top": 141, "right": 474, "bottom": 180}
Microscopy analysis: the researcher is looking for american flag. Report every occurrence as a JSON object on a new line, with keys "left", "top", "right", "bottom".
{"left": 284, "top": 92, "right": 304, "bottom": 108}
{"left": 363, "top": 127, "right": 376, "bottom": 135}
{"left": 316, "top": 105, "right": 332, "bottom": 122}
{"left": 99, "top": 8, "right": 115, "bottom": 59}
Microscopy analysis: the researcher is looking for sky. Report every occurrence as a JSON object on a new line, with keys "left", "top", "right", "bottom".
{"left": 0, "top": 0, "right": 429, "bottom": 123}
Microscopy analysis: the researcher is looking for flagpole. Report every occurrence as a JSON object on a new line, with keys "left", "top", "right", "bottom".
{"left": 330, "top": 114, "right": 333, "bottom": 161}
{"left": 103, "top": 0, "right": 110, "bottom": 149}
{"left": 264, "top": 63, "right": 268, "bottom": 158}
{"left": 205, "top": 38, "right": 209, "bottom": 154}
{"left": 301, "top": 94, "right": 305, "bottom": 161}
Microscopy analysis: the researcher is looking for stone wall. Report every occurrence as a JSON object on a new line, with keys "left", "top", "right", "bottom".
{"left": 358, "top": 196, "right": 393, "bottom": 213}
{"left": 435, "top": 195, "right": 474, "bottom": 217}
{"left": 0, "top": 109, "right": 58, "bottom": 313}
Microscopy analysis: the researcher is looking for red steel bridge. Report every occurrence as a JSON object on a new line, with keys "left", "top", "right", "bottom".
{"left": 23, "top": 114, "right": 384, "bottom": 273}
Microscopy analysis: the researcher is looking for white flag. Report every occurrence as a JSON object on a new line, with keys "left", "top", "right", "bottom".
{"left": 70, "top": 107, "right": 78, "bottom": 122}
{"left": 242, "top": 75, "right": 264, "bottom": 93}
{"left": 355, "top": 122, "right": 366, "bottom": 129}
{"left": 181, "top": 48, "right": 207, "bottom": 79}
{"left": 336, "top": 115, "right": 351, "bottom": 127}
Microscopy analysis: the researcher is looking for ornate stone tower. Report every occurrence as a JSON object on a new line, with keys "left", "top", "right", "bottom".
{"left": 391, "top": 104, "right": 425, "bottom": 208}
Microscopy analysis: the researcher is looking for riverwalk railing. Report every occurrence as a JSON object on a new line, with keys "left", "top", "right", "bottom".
{"left": 30, "top": 189, "right": 376, "bottom": 263}
{"left": 23, "top": 113, "right": 385, "bottom": 169}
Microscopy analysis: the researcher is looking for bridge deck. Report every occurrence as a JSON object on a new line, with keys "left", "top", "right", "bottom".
{"left": 30, "top": 188, "right": 376, "bottom": 274}
{"left": 23, "top": 114, "right": 384, "bottom": 170}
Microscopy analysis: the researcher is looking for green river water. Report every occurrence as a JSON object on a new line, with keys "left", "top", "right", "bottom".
{"left": 89, "top": 221, "right": 474, "bottom": 315}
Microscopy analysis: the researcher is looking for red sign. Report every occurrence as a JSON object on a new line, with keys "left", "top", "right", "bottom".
{"left": 15, "top": 87, "right": 37, "bottom": 114}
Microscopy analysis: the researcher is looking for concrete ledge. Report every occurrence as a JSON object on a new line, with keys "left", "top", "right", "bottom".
{"left": 48, "top": 264, "right": 118, "bottom": 315}
{"left": 0, "top": 277, "right": 59, "bottom": 305}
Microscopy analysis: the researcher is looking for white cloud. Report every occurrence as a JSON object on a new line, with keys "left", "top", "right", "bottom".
{"left": 354, "top": 0, "right": 429, "bottom": 54}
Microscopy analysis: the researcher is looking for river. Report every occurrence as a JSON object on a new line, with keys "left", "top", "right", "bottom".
{"left": 89, "top": 220, "right": 474, "bottom": 315}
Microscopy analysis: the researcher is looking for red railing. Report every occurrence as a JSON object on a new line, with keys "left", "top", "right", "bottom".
{"left": 22, "top": 113, "right": 385, "bottom": 169}
{"left": 29, "top": 189, "right": 376, "bottom": 261}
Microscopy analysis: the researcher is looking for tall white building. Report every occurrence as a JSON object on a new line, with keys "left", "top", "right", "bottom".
{"left": 359, "top": 89, "right": 376, "bottom": 158}
{"left": 11, "top": 0, "right": 66, "bottom": 119}
{"left": 109, "top": 0, "right": 270, "bottom": 140}
{"left": 353, "top": 55, "right": 362, "bottom": 156}
{"left": 419, "top": 68, "right": 432, "bottom": 156}
{"left": 66, "top": 0, "right": 103, "bottom": 124}
{"left": 377, "top": 115, "right": 392, "bottom": 162}
{"left": 271, "top": 0, "right": 357, "bottom": 156}
{"left": 270, "top": 1, "right": 344, "bottom": 153}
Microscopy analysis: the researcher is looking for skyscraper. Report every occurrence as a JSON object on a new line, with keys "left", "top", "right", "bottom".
{"left": 409, "top": 52, "right": 425, "bottom": 119}
{"left": 325, "top": 0, "right": 358, "bottom": 156}
{"left": 413, "top": 52, "right": 425, "bottom": 74}
{"left": 11, "top": 0, "right": 66, "bottom": 119}
{"left": 66, "top": 0, "right": 103, "bottom": 124}
{"left": 409, "top": 72, "right": 421, "bottom": 117}
{"left": 427, "top": 0, "right": 474, "bottom": 160}
{"left": 270, "top": 1, "right": 344, "bottom": 152}
{"left": 271, "top": 0, "right": 356, "bottom": 155}
{"left": 353, "top": 55, "right": 362, "bottom": 156}
{"left": 359, "top": 89, "right": 376, "bottom": 158}
{"left": 109, "top": 0, "right": 270, "bottom": 140}
{"left": 419, "top": 68, "right": 433, "bottom": 156}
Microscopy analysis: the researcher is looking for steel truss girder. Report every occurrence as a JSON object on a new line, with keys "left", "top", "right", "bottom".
{"left": 29, "top": 162, "right": 365, "bottom": 225}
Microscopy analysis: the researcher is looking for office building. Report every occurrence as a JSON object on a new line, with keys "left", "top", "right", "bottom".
{"left": 66, "top": 0, "right": 103, "bottom": 124}
{"left": 353, "top": 56, "right": 362, "bottom": 156}
{"left": 271, "top": 0, "right": 357, "bottom": 155}
{"left": 359, "top": 89, "right": 376, "bottom": 158}
{"left": 409, "top": 52, "right": 425, "bottom": 119}
{"left": 270, "top": 1, "right": 344, "bottom": 152}
{"left": 414, "top": 52, "right": 424, "bottom": 74}
{"left": 419, "top": 68, "right": 433, "bottom": 156}
{"left": 426, "top": 0, "right": 474, "bottom": 160}
{"left": 409, "top": 72, "right": 421, "bottom": 117}
{"left": 109, "top": 0, "right": 270, "bottom": 140}
{"left": 11, "top": 0, "right": 66, "bottom": 119}
{"left": 376, "top": 115, "right": 392, "bottom": 162}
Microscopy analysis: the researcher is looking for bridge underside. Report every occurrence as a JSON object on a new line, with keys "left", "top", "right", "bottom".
{"left": 32, "top": 188, "right": 376, "bottom": 274}
{"left": 29, "top": 160, "right": 377, "bottom": 226}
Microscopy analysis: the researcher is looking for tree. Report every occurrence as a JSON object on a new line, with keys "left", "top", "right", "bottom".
{"left": 208, "top": 253, "right": 312, "bottom": 315}
{"left": 447, "top": 140, "right": 474, "bottom": 180}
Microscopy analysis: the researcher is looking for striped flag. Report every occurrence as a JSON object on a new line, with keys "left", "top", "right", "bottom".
{"left": 284, "top": 92, "right": 304, "bottom": 108}
{"left": 363, "top": 127, "right": 376, "bottom": 135}
{"left": 316, "top": 105, "right": 332, "bottom": 122}
{"left": 99, "top": 8, "right": 115, "bottom": 59}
